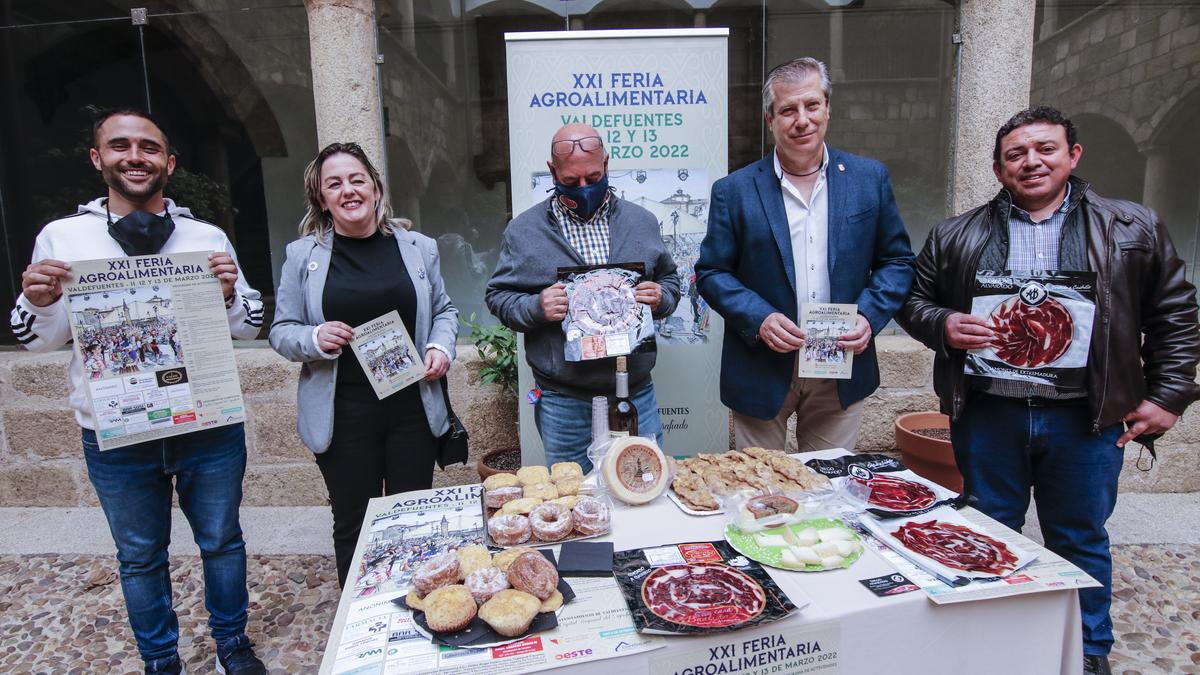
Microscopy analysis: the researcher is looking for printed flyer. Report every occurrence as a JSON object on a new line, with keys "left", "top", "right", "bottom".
{"left": 648, "top": 620, "right": 841, "bottom": 675}
{"left": 61, "top": 251, "right": 245, "bottom": 450}
{"left": 320, "top": 487, "right": 664, "bottom": 674}
{"left": 798, "top": 303, "right": 856, "bottom": 379}
{"left": 349, "top": 310, "right": 425, "bottom": 399}
{"left": 859, "top": 507, "right": 1101, "bottom": 604}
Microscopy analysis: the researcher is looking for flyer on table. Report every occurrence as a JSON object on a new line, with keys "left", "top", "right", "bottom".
{"left": 349, "top": 310, "right": 425, "bottom": 399}
{"left": 61, "top": 251, "right": 246, "bottom": 451}
{"left": 799, "top": 303, "right": 856, "bottom": 379}
{"left": 319, "top": 486, "right": 664, "bottom": 675}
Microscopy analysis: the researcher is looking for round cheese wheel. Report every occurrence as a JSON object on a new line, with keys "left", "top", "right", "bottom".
{"left": 601, "top": 436, "right": 669, "bottom": 505}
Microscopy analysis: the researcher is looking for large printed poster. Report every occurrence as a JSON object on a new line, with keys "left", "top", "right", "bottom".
{"left": 507, "top": 29, "right": 730, "bottom": 458}
{"left": 62, "top": 252, "right": 246, "bottom": 450}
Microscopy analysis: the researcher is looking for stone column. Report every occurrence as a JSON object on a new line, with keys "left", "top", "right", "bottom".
{"left": 951, "top": 0, "right": 1036, "bottom": 215}
{"left": 1141, "top": 147, "right": 1171, "bottom": 216}
{"left": 305, "top": 0, "right": 385, "bottom": 169}
{"left": 829, "top": 9, "right": 846, "bottom": 81}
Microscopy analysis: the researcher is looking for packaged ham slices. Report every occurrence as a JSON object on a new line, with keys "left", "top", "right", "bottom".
{"left": 612, "top": 540, "right": 798, "bottom": 635}
{"left": 804, "top": 453, "right": 960, "bottom": 517}
{"left": 860, "top": 506, "right": 1037, "bottom": 584}
{"left": 964, "top": 271, "right": 1097, "bottom": 389}
{"left": 559, "top": 263, "right": 655, "bottom": 361}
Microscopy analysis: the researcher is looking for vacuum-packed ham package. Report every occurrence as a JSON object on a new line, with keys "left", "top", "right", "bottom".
{"left": 558, "top": 263, "right": 656, "bottom": 361}
{"left": 805, "top": 453, "right": 960, "bottom": 517}
{"left": 965, "top": 271, "right": 1096, "bottom": 389}
{"left": 612, "top": 540, "right": 797, "bottom": 635}
{"left": 860, "top": 506, "right": 1037, "bottom": 584}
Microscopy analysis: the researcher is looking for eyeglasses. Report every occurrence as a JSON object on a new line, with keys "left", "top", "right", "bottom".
{"left": 551, "top": 136, "right": 603, "bottom": 156}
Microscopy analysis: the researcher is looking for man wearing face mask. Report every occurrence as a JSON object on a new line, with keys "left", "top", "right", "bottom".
{"left": 9, "top": 109, "right": 266, "bottom": 675}
{"left": 487, "top": 124, "right": 680, "bottom": 471}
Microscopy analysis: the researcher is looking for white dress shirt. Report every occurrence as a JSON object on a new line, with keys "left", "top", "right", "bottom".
{"left": 774, "top": 146, "right": 831, "bottom": 319}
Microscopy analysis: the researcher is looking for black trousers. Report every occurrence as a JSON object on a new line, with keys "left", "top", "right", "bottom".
{"left": 316, "top": 391, "right": 439, "bottom": 587}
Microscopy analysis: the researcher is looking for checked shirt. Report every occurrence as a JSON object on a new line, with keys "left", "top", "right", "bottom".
{"left": 550, "top": 192, "right": 612, "bottom": 266}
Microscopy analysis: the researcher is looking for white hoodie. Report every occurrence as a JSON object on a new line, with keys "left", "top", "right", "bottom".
{"left": 9, "top": 198, "right": 263, "bottom": 430}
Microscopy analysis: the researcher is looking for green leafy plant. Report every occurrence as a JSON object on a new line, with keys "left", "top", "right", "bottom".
{"left": 463, "top": 313, "right": 517, "bottom": 393}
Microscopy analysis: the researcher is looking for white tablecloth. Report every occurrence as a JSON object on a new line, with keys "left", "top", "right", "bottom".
{"left": 558, "top": 449, "right": 1083, "bottom": 674}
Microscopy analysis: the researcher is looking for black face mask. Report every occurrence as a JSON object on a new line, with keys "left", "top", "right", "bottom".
{"left": 106, "top": 202, "right": 175, "bottom": 256}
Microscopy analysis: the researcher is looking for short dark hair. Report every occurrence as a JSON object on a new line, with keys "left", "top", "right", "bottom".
{"left": 89, "top": 107, "right": 170, "bottom": 150}
{"left": 993, "top": 106, "right": 1077, "bottom": 162}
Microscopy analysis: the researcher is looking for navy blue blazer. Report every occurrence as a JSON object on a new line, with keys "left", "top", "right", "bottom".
{"left": 696, "top": 149, "right": 915, "bottom": 420}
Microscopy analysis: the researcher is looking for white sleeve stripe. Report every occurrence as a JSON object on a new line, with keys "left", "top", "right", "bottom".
{"left": 15, "top": 332, "right": 36, "bottom": 344}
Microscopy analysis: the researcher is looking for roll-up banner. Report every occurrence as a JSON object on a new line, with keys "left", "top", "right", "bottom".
{"left": 505, "top": 29, "right": 730, "bottom": 462}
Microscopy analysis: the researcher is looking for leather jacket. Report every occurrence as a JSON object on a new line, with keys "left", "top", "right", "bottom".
{"left": 898, "top": 176, "right": 1200, "bottom": 431}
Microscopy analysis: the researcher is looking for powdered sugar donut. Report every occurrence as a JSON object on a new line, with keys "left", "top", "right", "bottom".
{"left": 465, "top": 567, "right": 510, "bottom": 604}
{"left": 488, "top": 514, "right": 532, "bottom": 546}
{"left": 484, "top": 486, "right": 523, "bottom": 509}
{"left": 572, "top": 496, "right": 611, "bottom": 536}
{"left": 413, "top": 552, "right": 460, "bottom": 595}
{"left": 529, "top": 502, "right": 574, "bottom": 541}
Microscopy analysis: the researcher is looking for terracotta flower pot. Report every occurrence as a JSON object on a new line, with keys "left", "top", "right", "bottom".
{"left": 477, "top": 448, "right": 521, "bottom": 481}
{"left": 894, "top": 411, "right": 962, "bottom": 493}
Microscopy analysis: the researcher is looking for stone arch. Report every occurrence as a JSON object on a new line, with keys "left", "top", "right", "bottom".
{"left": 1071, "top": 113, "right": 1143, "bottom": 204}
{"left": 1144, "top": 82, "right": 1200, "bottom": 152}
{"left": 1071, "top": 102, "right": 1139, "bottom": 149}
{"left": 465, "top": 0, "right": 582, "bottom": 18}
{"left": 1138, "top": 85, "right": 1200, "bottom": 280}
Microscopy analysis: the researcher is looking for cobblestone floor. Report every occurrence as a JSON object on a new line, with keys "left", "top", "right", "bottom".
{"left": 1, "top": 545, "right": 1196, "bottom": 674}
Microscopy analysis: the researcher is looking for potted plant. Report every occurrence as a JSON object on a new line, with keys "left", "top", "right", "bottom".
{"left": 462, "top": 314, "right": 521, "bottom": 479}
{"left": 894, "top": 411, "right": 962, "bottom": 493}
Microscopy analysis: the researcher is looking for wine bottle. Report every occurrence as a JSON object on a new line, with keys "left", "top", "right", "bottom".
{"left": 608, "top": 356, "right": 638, "bottom": 438}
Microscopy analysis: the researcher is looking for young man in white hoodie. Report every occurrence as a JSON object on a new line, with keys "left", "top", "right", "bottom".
{"left": 9, "top": 110, "right": 266, "bottom": 675}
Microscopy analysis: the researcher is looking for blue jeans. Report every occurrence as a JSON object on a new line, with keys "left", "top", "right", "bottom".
{"left": 535, "top": 383, "right": 664, "bottom": 473}
{"left": 950, "top": 394, "right": 1123, "bottom": 656}
{"left": 83, "top": 424, "right": 250, "bottom": 664}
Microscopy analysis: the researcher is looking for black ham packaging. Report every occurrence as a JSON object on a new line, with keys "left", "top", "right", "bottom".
{"left": 805, "top": 453, "right": 960, "bottom": 518}
{"left": 965, "top": 271, "right": 1096, "bottom": 389}
{"left": 613, "top": 540, "right": 797, "bottom": 635}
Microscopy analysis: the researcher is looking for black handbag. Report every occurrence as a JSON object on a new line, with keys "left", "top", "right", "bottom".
{"left": 436, "top": 376, "right": 469, "bottom": 469}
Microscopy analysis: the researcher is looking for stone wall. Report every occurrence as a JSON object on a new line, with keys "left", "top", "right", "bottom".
{"left": 1031, "top": 3, "right": 1200, "bottom": 147}
{"left": 1, "top": 337, "right": 1194, "bottom": 506}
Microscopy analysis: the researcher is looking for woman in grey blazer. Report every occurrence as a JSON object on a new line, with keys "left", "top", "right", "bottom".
{"left": 269, "top": 142, "right": 458, "bottom": 586}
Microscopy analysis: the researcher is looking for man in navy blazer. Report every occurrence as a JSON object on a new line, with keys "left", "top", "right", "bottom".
{"left": 696, "top": 57, "right": 915, "bottom": 453}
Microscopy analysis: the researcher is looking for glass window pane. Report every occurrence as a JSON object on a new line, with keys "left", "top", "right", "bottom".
{"left": 152, "top": 6, "right": 318, "bottom": 319}
{"left": 0, "top": 15, "right": 148, "bottom": 326}
{"left": 0, "top": 2, "right": 317, "bottom": 343}
{"left": 765, "top": 0, "right": 956, "bottom": 251}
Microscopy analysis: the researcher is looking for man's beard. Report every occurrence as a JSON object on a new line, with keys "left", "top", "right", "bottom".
{"left": 100, "top": 161, "right": 168, "bottom": 202}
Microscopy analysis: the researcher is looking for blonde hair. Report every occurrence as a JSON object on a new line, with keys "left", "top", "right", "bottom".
{"left": 299, "top": 142, "right": 410, "bottom": 238}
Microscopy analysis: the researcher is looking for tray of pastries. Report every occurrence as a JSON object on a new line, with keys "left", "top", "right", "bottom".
{"left": 481, "top": 462, "right": 613, "bottom": 547}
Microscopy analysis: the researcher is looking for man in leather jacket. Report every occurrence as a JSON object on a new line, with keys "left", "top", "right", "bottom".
{"left": 898, "top": 106, "right": 1200, "bottom": 675}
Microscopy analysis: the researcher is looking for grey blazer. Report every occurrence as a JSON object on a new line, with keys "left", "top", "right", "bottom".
{"left": 268, "top": 225, "right": 459, "bottom": 453}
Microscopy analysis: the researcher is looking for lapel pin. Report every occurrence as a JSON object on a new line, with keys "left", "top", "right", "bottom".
{"left": 837, "top": 163, "right": 845, "bottom": 172}
{"left": 418, "top": 267, "right": 426, "bottom": 279}
{"left": 307, "top": 261, "right": 318, "bottom": 271}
